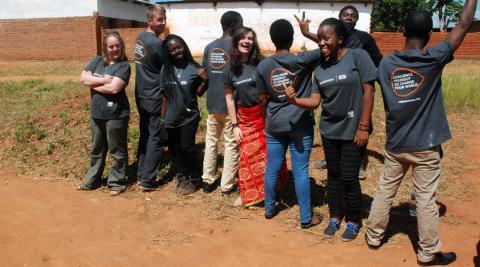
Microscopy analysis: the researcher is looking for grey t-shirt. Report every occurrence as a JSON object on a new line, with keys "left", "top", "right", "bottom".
{"left": 135, "top": 31, "right": 164, "bottom": 112}
{"left": 202, "top": 38, "right": 232, "bottom": 113}
{"left": 313, "top": 49, "right": 377, "bottom": 140}
{"left": 85, "top": 56, "right": 131, "bottom": 120}
{"left": 224, "top": 64, "right": 260, "bottom": 107}
{"left": 379, "top": 40, "right": 454, "bottom": 153}
{"left": 162, "top": 63, "right": 201, "bottom": 128}
{"left": 256, "top": 49, "right": 321, "bottom": 133}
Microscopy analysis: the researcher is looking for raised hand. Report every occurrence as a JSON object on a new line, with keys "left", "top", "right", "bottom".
{"left": 294, "top": 11, "right": 311, "bottom": 35}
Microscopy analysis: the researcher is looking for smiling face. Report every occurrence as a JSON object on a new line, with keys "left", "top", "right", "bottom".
{"left": 237, "top": 31, "right": 254, "bottom": 56}
{"left": 339, "top": 8, "right": 358, "bottom": 30}
{"left": 166, "top": 38, "right": 185, "bottom": 62}
{"left": 317, "top": 25, "right": 342, "bottom": 58}
{"left": 106, "top": 36, "right": 122, "bottom": 62}
{"left": 148, "top": 12, "right": 167, "bottom": 35}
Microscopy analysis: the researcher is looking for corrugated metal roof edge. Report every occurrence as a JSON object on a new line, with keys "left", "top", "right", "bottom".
{"left": 154, "top": 0, "right": 374, "bottom": 4}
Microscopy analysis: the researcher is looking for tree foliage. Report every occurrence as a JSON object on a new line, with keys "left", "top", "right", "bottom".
{"left": 370, "top": 0, "right": 464, "bottom": 32}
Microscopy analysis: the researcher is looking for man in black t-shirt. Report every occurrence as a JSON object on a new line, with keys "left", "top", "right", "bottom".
{"left": 366, "top": 1, "right": 477, "bottom": 265}
{"left": 201, "top": 11, "right": 243, "bottom": 194}
{"left": 134, "top": 4, "right": 167, "bottom": 191}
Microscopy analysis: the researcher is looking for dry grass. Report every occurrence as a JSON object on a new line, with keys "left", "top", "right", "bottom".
{"left": 0, "top": 59, "right": 478, "bottom": 247}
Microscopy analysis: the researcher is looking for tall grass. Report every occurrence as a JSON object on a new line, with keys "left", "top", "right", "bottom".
{"left": 442, "top": 74, "right": 480, "bottom": 112}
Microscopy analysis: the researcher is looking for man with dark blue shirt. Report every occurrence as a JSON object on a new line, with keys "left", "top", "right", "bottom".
{"left": 366, "top": 1, "right": 477, "bottom": 265}
{"left": 135, "top": 4, "right": 167, "bottom": 191}
{"left": 201, "top": 11, "right": 243, "bottom": 194}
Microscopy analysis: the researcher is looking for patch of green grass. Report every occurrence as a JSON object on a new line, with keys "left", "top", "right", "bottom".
{"left": 442, "top": 74, "right": 480, "bottom": 112}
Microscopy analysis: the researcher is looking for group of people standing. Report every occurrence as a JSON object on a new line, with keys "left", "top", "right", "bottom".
{"left": 78, "top": 0, "right": 478, "bottom": 265}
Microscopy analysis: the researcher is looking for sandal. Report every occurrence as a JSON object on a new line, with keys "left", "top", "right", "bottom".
{"left": 108, "top": 188, "right": 125, "bottom": 196}
{"left": 76, "top": 184, "right": 92, "bottom": 191}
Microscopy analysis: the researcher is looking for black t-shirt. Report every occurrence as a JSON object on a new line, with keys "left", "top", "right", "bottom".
{"left": 135, "top": 31, "right": 164, "bottom": 103}
{"left": 379, "top": 40, "right": 454, "bottom": 153}
{"left": 346, "top": 29, "right": 383, "bottom": 67}
{"left": 202, "top": 38, "right": 232, "bottom": 113}
{"left": 313, "top": 49, "right": 377, "bottom": 140}
{"left": 162, "top": 63, "right": 202, "bottom": 128}
{"left": 256, "top": 49, "right": 321, "bottom": 133}
{"left": 224, "top": 64, "right": 261, "bottom": 108}
{"left": 85, "top": 56, "right": 131, "bottom": 120}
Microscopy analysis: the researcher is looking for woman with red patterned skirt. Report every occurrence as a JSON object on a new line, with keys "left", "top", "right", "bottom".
{"left": 225, "top": 27, "right": 287, "bottom": 207}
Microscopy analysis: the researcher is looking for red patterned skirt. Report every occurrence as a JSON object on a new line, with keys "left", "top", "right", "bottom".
{"left": 237, "top": 104, "right": 288, "bottom": 206}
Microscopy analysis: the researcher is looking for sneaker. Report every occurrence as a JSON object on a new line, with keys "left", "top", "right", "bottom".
{"left": 176, "top": 176, "right": 197, "bottom": 195}
{"left": 300, "top": 215, "right": 321, "bottom": 229}
{"left": 358, "top": 166, "right": 366, "bottom": 179}
{"left": 202, "top": 182, "right": 215, "bottom": 193}
{"left": 417, "top": 252, "right": 456, "bottom": 266}
{"left": 341, "top": 223, "right": 360, "bottom": 242}
{"left": 221, "top": 184, "right": 238, "bottom": 195}
{"left": 313, "top": 160, "right": 327, "bottom": 170}
{"left": 323, "top": 219, "right": 340, "bottom": 238}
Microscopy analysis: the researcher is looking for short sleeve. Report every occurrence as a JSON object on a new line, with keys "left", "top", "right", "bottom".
{"left": 113, "top": 61, "right": 131, "bottom": 84}
{"left": 85, "top": 56, "right": 102, "bottom": 72}
{"left": 311, "top": 69, "right": 320, "bottom": 94}
{"left": 223, "top": 66, "right": 233, "bottom": 89}
{"left": 428, "top": 40, "right": 454, "bottom": 65}
{"left": 353, "top": 49, "right": 377, "bottom": 83}
{"left": 297, "top": 49, "right": 322, "bottom": 69}
{"left": 202, "top": 45, "right": 209, "bottom": 69}
{"left": 256, "top": 68, "right": 267, "bottom": 95}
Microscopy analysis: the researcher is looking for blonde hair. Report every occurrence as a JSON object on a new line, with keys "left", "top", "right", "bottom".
{"left": 102, "top": 31, "right": 127, "bottom": 64}
{"left": 147, "top": 4, "right": 166, "bottom": 20}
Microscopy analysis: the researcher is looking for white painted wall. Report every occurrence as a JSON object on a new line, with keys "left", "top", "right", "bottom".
{"left": 162, "top": 1, "right": 373, "bottom": 56}
{"left": 97, "top": 0, "right": 150, "bottom": 22}
{"left": 0, "top": 0, "right": 97, "bottom": 19}
{"left": 0, "top": 0, "right": 148, "bottom": 21}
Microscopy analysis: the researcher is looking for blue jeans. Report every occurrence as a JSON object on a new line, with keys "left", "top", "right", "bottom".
{"left": 264, "top": 127, "right": 314, "bottom": 224}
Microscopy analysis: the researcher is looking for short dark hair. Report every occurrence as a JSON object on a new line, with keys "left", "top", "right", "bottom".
{"left": 319, "top": 18, "right": 350, "bottom": 47}
{"left": 269, "top": 19, "right": 294, "bottom": 50}
{"left": 404, "top": 10, "right": 433, "bottom": 39}
{"left": 220, "top": 11, "right": 243, "bottom": 31}
{"left": 339, "top": 5, "right": 359, "bottom": 18}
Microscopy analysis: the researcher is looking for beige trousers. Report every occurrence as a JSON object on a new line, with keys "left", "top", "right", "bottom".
{"left": 202, "top": 112, "right": 239, "bottom": 192}
{"left": 366, "top": 146, "right": 442, "bottom": 263}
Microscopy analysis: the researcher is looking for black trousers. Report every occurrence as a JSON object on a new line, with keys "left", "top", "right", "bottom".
{"left": 322, "top": 137, "right": 365, "bottom": 224}
{"left": 136, "top": 98, "right": 168, "bottom": 187}
{"left": 166, "top": 120, "right": 200, "bottom": 180}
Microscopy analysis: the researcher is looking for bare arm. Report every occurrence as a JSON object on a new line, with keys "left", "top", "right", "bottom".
{"left": 447, "top": 0, "right": 478, "bottom": 51}
{"left": 196, "top": 68, "right": 208, "bottom": 97}
{"left": 294, "top": 11, "right": 319, "bottom": 43}
{"left": 160, "top": 96, "right": 166, "bottom": 126}
{"left": 285, "top": 85, "right": 321, "bottom": 109}
{"left": 91, "top": 77, "right": 126, "bottom": 95}
{"left": 225, "top": 88, "right": 242, "bottom": 142}
{"left": 354, "top": 82, "right": 375, "bottom": 147}
{"left": 80, "top": 70, "right": 112, "bottom": 87}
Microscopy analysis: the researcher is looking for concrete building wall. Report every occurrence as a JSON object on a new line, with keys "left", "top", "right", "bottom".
{"left": 161, "top": 1, "right": 373, "bottom": 56}
{"left": 0, "top": 0, "right": 97, "bottom": 19}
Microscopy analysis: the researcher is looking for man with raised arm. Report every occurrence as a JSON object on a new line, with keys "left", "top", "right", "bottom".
{"left": 365, "top": 1, "right": 477, "bottom": 265}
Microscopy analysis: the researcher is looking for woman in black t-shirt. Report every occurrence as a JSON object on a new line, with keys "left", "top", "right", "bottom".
{"left": 161, "top": 34, "right": 208, "bottom": 195}
{"left": 286, "top": 18, "right": 376, "bottom": 241}
{"left": 225, "top": 27, "right": 288, "bottom": 208}
{"left": 78, "top": 31, "right": 131, "bottom": 196}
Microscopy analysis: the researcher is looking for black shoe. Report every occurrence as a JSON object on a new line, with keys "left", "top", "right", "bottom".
{"left": 265, "top": 208, "right": 278, "bottom": 220}
{"left": 300, "top": 216, "right": 321, "bottom": 229}
{"left": 324, "top": 219, "right": 340, "bottom": 238}
{"left": 417, "top": 252, "right": 456, "bottom": 266}
{"left": 364, "top": 234, "right": 380, "bottom": 250}
{"left": 202, "top": 182, "right": 215, "bottom": 193}
{"left": 341, "top": 223, "right": 360, "bottom": 242}
{"left": 176, "top": 176, "right": 197, "bottom": 195}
